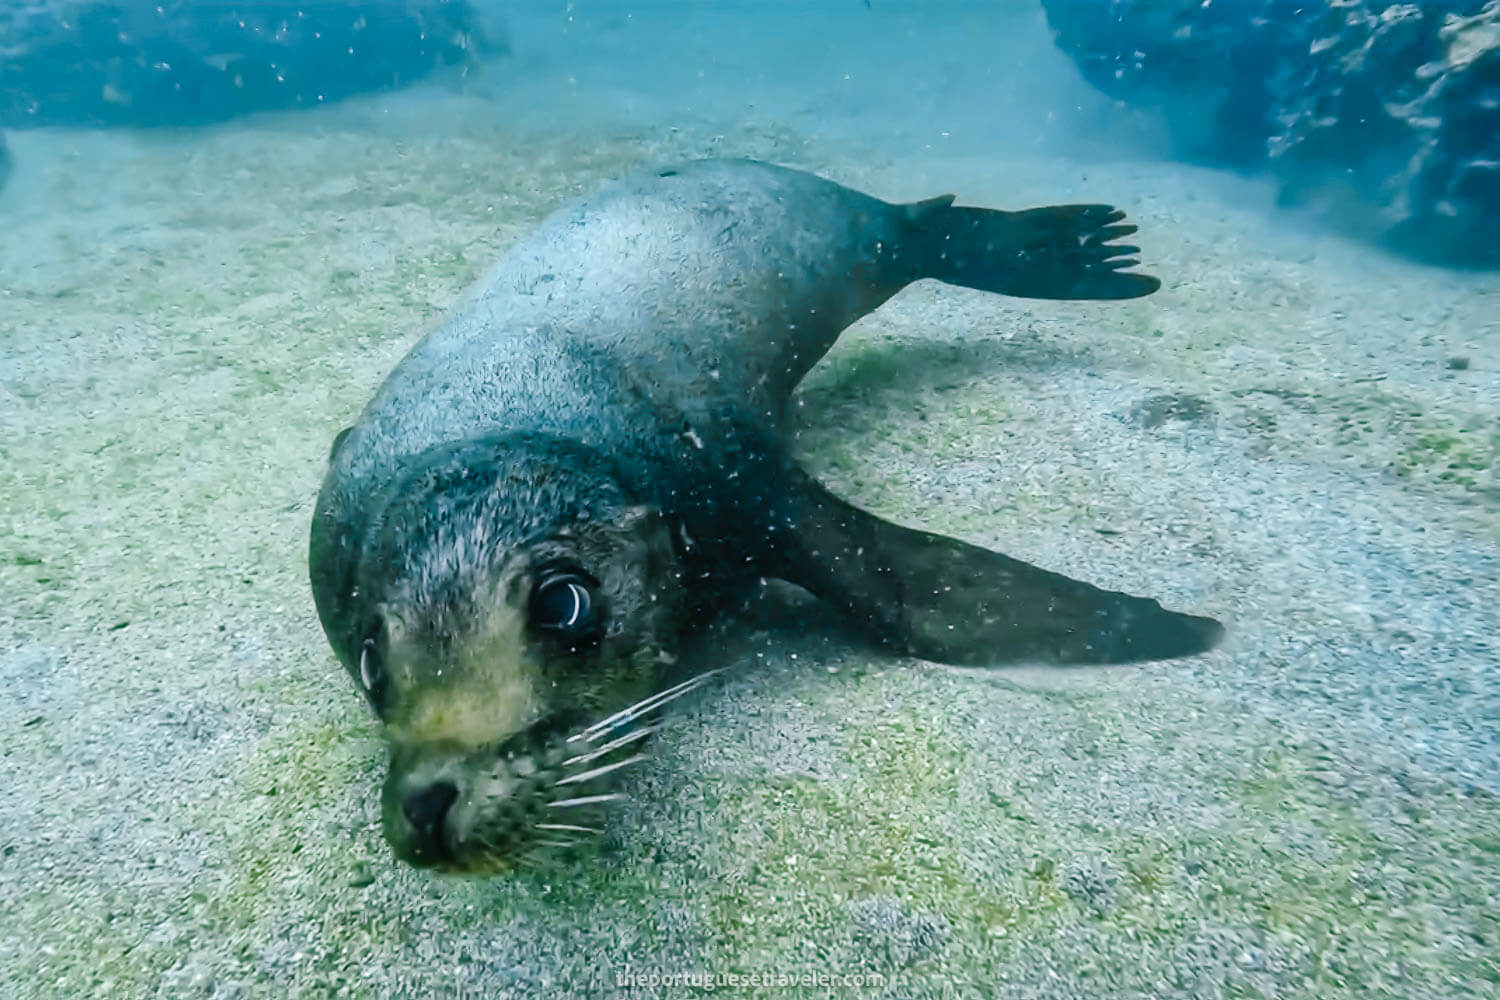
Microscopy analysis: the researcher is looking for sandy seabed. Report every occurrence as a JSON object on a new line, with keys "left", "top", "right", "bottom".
{"left": 2, "top": 4, "right": 1498, "bottom": 998}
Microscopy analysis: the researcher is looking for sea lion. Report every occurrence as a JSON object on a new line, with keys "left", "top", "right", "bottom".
{"left": 309, "top": 158, "right": 1223, "bottom": 873}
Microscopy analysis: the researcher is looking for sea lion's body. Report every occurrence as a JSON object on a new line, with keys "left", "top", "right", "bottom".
{"left": 310, "top": 158, "right": 1222, "bottom": 872}
{"left": 313, "top": 160, "right": 902, "bottom": 661}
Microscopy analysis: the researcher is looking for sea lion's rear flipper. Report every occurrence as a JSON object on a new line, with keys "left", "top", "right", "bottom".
{"left": 773, "top": 474, "right": 1223, "bottom": 666}
{"left": 904, "top": 197, "right": 1161, "bottom": 301}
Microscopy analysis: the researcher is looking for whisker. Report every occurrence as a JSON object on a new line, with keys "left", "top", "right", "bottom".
{"left": 570, "top": 668, "right": 724, "bottom": 743}
{"left": 562, "top": 725, "right": 658, "bottom": 768}
{"left": 548, "top": 792, "right": 627, "bottom": 810}
{"left": 449, "top": 672, "right": 726, "bottom": 871}
{"left": 554, "top": 753, "right": 645, "bottom": 787}
{"left": 535, "top": 822, "right": 601, "bottom": 835}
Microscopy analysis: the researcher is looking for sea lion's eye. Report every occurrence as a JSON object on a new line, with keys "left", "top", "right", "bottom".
{"left": 529, "top": 573, "right": 598, "bottom": 638}
{"left": 359, "top": 637, "right": 382, "bottom": 691}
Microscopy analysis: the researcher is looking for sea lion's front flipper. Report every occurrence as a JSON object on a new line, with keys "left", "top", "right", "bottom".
{"left": 905, "top": 198, "right": 1161, "bottom": 301}
{"left": 772, "top": 473, "right": 1223, "bottom": 666}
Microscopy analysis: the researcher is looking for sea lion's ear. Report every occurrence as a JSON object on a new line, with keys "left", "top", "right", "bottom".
{"left": 615, "top": 504, "right": 677, "bottom": 575}
{"left": 375, "top": 603, "right": 409, "bottom": 647}
{"left": 769, "top": 469, "right": 1224, "bottom": 667}
{"left": 615, "top": 504, "right": 666, "bottom": 543}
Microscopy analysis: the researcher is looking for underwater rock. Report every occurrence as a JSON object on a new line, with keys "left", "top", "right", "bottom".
{"left": 0, "top": 0, "right": 502, "bottom": 128}
{"left": 1041, "top": 0, "right": 1294, "bottom": 166}
{"left": 1130, "top": 392, "right": 1214, "bottom": 429}
{"left": 1042, "top": 0, "right": 1500, "bottom": 268}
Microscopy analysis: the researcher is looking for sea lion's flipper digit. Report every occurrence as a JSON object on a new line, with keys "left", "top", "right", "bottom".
{"left": 906, "top": 199, "right": 1161, "bottom": 301}
{"left": 776, "top": 476, "right": 1223, "bottom": 666}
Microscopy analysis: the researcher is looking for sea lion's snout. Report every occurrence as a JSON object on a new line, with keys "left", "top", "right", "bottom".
{"left": 380, "top": 699, "right": 691, "bottom": 872}
{"left": 380, "top": 734, "right": 555, "bottom": 873}
{"left": 381, "top": 744, "right": 468, "bottom": 869}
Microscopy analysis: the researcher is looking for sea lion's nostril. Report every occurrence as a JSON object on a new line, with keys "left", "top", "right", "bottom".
{"left": 402, "top": 781, "right": 458, "bottom": 838}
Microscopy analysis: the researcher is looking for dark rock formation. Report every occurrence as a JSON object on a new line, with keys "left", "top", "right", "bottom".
{"left": 1043, "top": 0, "right": 1500, "bottom": 267}
{"left": 1042, "top": 0, "right": 1301, "bottom": 166}
{"left": 0, "top": 1, "right": 502, "bottom": 129}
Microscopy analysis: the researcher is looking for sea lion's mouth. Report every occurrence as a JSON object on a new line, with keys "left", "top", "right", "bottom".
{"left": 384, "top": 670, "right": 722, "bottom": 874}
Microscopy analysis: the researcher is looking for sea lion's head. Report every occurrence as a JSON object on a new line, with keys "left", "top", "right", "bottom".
{"left": 348, "top": 434, "right": 684, "bottom": 873}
